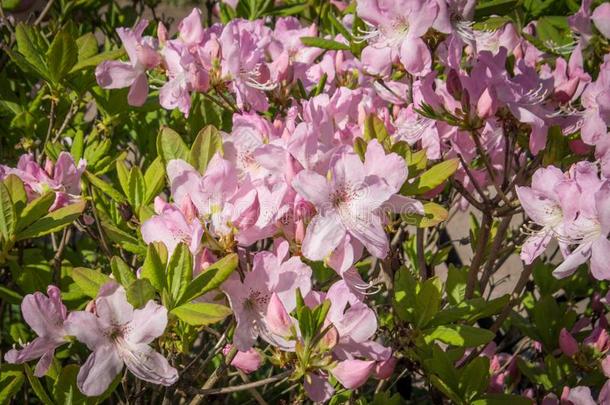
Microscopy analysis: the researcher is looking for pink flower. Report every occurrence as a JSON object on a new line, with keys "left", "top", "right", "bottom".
{"left": 222, "top": 240, "right": 312, "bottom": 351}
{"left": 0, "top": 152, "right": 85, "bottom": 211}
{"left": 357, "top": 0, "right": 438, "bottom": 76}
{"left": 4, "top": 286, "right": 68, "bottom": 377}
{"left": 593, "top": 3, "right": 610, "bottom": 39}
{"left": 293, "top": 140, "right": 422, "bottom": 261}
{"left": 65, "top": 282, "right": 177, "bottom": 396}
{"left": 96, "top": 19, "right": 160, "bottom": 106}
{"left": 559, "top": 328, "right": 579, "bottom": 357}
{"left": 141, "top": 196, "right": 203, "bottom": 256}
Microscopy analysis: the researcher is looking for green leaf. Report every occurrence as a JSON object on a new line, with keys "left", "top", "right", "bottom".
{"left": 70, "top": 267, "right": 112, "bottom": 298}
{"left": 102, "top": 221, "right": 146, "bottom": 254}
{"left": 15, "top": 192, "right": 55, "bottom": 232}
{"left": 127, "top": 166, "right": 145, "bottom": 209}
{"left": 353, "top": 137, "right": 367, "bottom": 161}
{"left": 300, "top": 36, "right": 350, "bottom": 51}
{"left": 24, "top": 364, "right": 54, "bottom": 405}
{"left": 75, "top": 33, "right": 98, "bottom": 61}
{"left": 157, "top": 126, "right": 190, "bottom": 164}
{"left": 429, "top": 295, "right": 509, "bottom": 327}
{"left": 415, "top": 276, "right": 442, "bottom": 328}
{"left": 402, "top": 202, "right": 449, "bottom": 228}
{"left": 16, "top": 200, "right": 85, "bottom": 241}
{"left": 0, "top": 181, "right": 15, "bottom": 242}
{"left": 141, "top": 243, "right": 167, "bottom": 292}
{"left": 363, "top": 114, "right": 389, "bottom": 144}
{"left": 474, "top": 0, "right": 519, "bottom": 20}
{"left": 177, "top": 253, "right": 238, "bottom": 305}
{"left": 110, "top": 256, "right": 136, "bottom": 286}
{"left": 472, "top": 393, "right": 533, "bottom": 405}
{"left": 460, "top": 357, "right": 490, "bottom": 400}
{"left": 423, "top": 325, "right": 495, "bottom": 347}
{"left": 126, "top": 279, "right": 156, "bottom": 309}
{"left": 189, "top": 125, "right": 223, "bottom": 174}
{"left": 0, "top": 366, "right": 24, "bottom": 404}
{"left": 85, "top": 171, "right": 127, "bottom": 203}
{"left": 14, "top": 23, "right": 50, "bottom": 80}
{"left": 69, "top": 48, "right": 125, "bottom": 74}
{"left": 46, "top": 29, "right": 78, "bottom": 84}
{"left": 171, "top": 302, "right": 232, "bottom": 326}
{"left": 542, "top": 126, "right": 568, "bottom": 167}
{"left": 167, "top": 243, "right": 193, "bottom": 305}
{"left": 445, "top": 265, "right": 468, "bottom": 306}
{"left": 393, "top": 267, "right": 417, "bottom": 323}
{"left": 52, "top": 365, "right": 89, "bottom": 405}
{"left": 116, "top": 159, "right": 130, "bottom": 196}
{"left": 143, "top": 157, "right": 165, "bottom": 205}
{"left": 3, "top": 175, "right": 27, "bottom": 215}
{"left": 401, "top": 158, "right": 459, "bottom": 195}
{"left": 70, "top": 130, "right": 85, "bottom": 161}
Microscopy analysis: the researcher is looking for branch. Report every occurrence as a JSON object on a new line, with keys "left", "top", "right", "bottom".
{"left": 187, "top": 370, "right": 293, "bottom": 397}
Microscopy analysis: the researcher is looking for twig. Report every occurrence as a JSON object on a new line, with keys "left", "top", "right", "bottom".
{"left": 238, "top": 371, "right": 269, "bottom": 405}
{"left": 416, "top": 228, "right": 428, "bottom": 280}
{"left": 187, "top": 370, "right": 293, "bottom": 397}
{"left": 34, "top": 0, "right": 56, "bottom": 25}
{"left": 465, "top": 214, "right": 492, "bottom": 299}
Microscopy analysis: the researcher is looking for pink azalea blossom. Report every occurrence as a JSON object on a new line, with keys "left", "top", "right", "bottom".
{"left": 96, "top": 19, "right": 160, "bottom": 106}
{"left": 222, "top": 239, "right": 312, "bottom": 351}
{"left": 4, "top": 286, "right": 68, "bottom": 377}
{"left": 65, "top": 282, "right": 177, "bottom": 396}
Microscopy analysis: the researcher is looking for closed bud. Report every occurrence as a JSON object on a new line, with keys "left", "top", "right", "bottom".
{"left": 265, "top": 293, "right": 292, "bottom": 338}
{"left": 559, "top": 328, "right": 579, "bottom": 357}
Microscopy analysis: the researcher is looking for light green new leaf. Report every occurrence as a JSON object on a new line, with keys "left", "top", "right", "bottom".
{"left": 110, "top": 256, "right": 137, "bottom": 286}
{"left": 171, "top": 302, "right": 232, "bottom": 326}
{"left": 141, "top": 243, "right": 167, "bottom": 292}
{"left": 71, "top": 267, "right": 112, "bottom": 298}
{"left": 46, "top": 29, "right": 78, "bottom": 84}
{"left": 157, "top": 127, "right": 190, "bottom": 163}
{"left": 189, "top": 125, "right": 223, "bottom": 174}
{"left": 401, "top": 159, "right": 459, "bottom": 195}
{"left": 17, "top": 200, "right": 85, "bottom": 241}
{"left": 3, "top": 175, "right": 27, "bottom": 215}
{"left": 15, "top": 192, "right": 55, "bottom": 233}
{"left": 0, "top": 181, "right": 15, "bottom": 242}
{"left": 126, "top": 279, "right": 156, "bottom": 309}
{"left": 177, "top": 253, "right": 238, "bottom": 305}
{"left": 300, "top": 36, "right": 350, "bottom": 51}
{"left": 85, "top": 171, "right": 127, "bottom": 203}
{"left": 423, "top": 325, "right": 495, "bottom": 347}
{"left": 143, "top": 157, "right": 165, "bottom": 205}
{"left": 128, "top": 166, "right": 145, "bottom": 209}
{"left": 167, "top": 243, "right": 193, "bottom": 305}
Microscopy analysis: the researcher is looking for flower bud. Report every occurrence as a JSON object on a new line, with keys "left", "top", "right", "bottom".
{"left": 374, "top": 356, "right": 397, "bottom": 380}
{"left": 559, "top": 328, "right": 579, "bottom": 357}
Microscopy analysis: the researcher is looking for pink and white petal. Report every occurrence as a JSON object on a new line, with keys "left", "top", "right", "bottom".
{"left": 95, "top": 283, "right": 134, "bottom": 326}
{"left": 122, "top": 343, "right": 178, "bottom": 386}
{"left": 590, "top": 237, "right": 610, "bottom": 280}
{"left": 361, "top": 46, "right": 394, "bottom": 77}
{"left": 552, "top": 243, "right": 592, "bottom": 279}
{"left": 593, "top": 3, "right": 610, "bottom": 39}
{"left": 95, "top": 61, "right": 137, "bottom": 89}
{"left": 304, "top": 372, "right": 334, "bottom": 403}
{"left": 566, "top": 386, "right": 596, "bottom": 405}
{"left": 127, "top": 73, "right": 149, "bottom": 107}
{"left": 520, "top": 232, "right": 552, "bottom": 265}
{"left": 4, "top": 337, "right": 56, "bottom": 365}
{"left": 77, "top": 345, "right": 123, "bottom": 397}
{"left": 334, "top": 301, "right": 377, "bottom": 343}
{"left": 65, "top": 311, "right": 107, "bottom": 350}
{"left": 331, "top": 152, "right": 366, "bottom": 189}
{"left": 34, "top": 350, "right": 55, "bottom": 377}
{"left": 126, "top": 301, "right": 168, "bottom": 345}
{"left": 292, "top": 170, "right": 332, "bottom": 208}
{"left": 364, "top": 140, "right": 407, "bottom": 191}
{"left": 399, "top": 38, "right": 431, "bottom": 76}
{"left": 301, "top": 213, "right": 346, "bottom": 261}
{"left": 344, "top": 214, "right": 388, "bottom": 259}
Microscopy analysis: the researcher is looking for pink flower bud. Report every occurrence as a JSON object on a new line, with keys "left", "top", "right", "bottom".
{"left": 559, "top": 328, "right": 579, "bottom": 357}
{"left": 157, "top": 22, "right": 168, "bottom": 46}
{"left": 602, "top": 355, "right": 610, "bottom": 378}
{"left": 223, "top": 345, "right": 262, "bottom": 374}
{"left": 319, "top": 325, "right": 338, "bottom": 350}
{"left": 332, "top": 359, "right": 375, "bottom": 389}
{"left": 265, "top": 293, "right": 292, "bottom": 338}
{"left": 374, "top": 356, "right": 397, "bottom": 380}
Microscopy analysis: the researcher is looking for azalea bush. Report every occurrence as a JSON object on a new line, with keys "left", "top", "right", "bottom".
{"left": 1, "top": 0, "right": 610, "bottom": 403}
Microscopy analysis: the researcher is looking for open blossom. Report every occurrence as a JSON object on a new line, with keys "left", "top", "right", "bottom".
{"left": 96, "top": 19, "right": 160, "bottom": 106}
{"left": 0, "top": 152, "right": 85, "bottom": 211}
{"left": 4, "top": 286, "right": 68, "bottom": 377}
{"left": 222, "top": 239, "right": 312, "bottom": 351}
{"left": 293, "top": 140, "right": 422, "bottom": 262}
{"left": 65, "top": 282, "right": 177, "bottom": 396}
{"left": 356, "top": 0, "right": 438, "bottom": 76}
